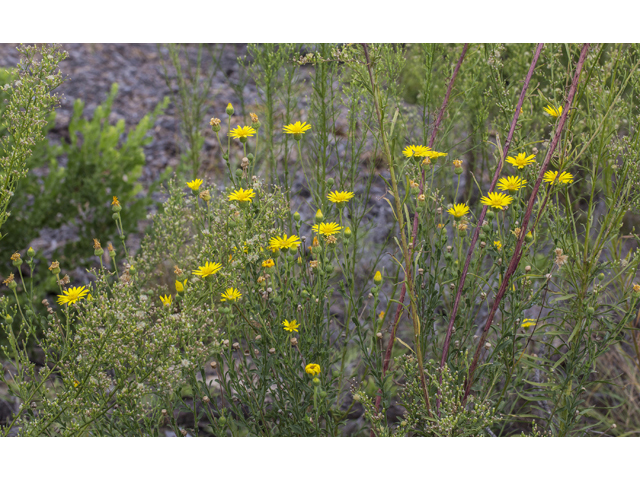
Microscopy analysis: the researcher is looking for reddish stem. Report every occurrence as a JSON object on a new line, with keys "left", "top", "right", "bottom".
{"left": 374, "top": 43, "right": 469, "bottom": 413}
{"left": 439, "top": 43, "right": 544, "bottom": 376}
{"left": 462, "top": 43, "right": 591, "bottom": 403}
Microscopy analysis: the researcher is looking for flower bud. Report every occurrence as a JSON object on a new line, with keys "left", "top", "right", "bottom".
{"left": 454, "top": 166, "right": 463, "bottom": 175}
{"left": 293, "top": 211, "right": 301, "bottom": 222}
{"left": 312, "top": 377, "right": 320, "bottom": 386}
{"left": 486, "top": 210, "right": 495, "bottom": 220}
{"left": 327, "top": 177, "right": 335, "bottom": 187}
{"left": 344, "top": 226, "right": 352, "bottom": 238}
{"left": 315, "top": 209, "right": 324, "bottom": 223}
{"left": 373, "top": 271, "right": 382, "bottom": 285}
{"left": 27, "top": 247, "right": 35, "bottom": 258}
{"left": 226, "top": 103, "right": 234, "bottom": 116}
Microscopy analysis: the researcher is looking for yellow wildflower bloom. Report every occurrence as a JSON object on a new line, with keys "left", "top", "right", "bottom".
{"left": 111, "top": 196, "right": 120, "bottom": 206}
{"left": 283, "top": 121, "right": 312, "bottom": 136}
{"left": 175, "top": 279, "right": 187, "bottom": 292}
{"left": 269, "top": 234, "right": 302, "bottom": 251}
{"left": 228, "top": 188, "right": 256, "bottom": 202}
{"left": 521, "top": 319, "right": 537, "bottom": 328}
{"left": 494, "top": 241, "right": 502, "bottom": 251}
{"left": 312, "top": 222, "right": 343, "bottom": 236}
{"left": 497, "top": 176, "right": 527, "bottom": 193}
{"left": 373, "top": 271, "right": 382, "bottom": 284}
{"left": 187, "top": 179, "right": 203, "bottom": 191}
{"left": 327, "top": 190, "right": 355, "bottom": 204}
{"left": 305, "top": 363, "right": 321, "bottom": 376}
{"left": 446, "top": 203, "right": 470, "bottom": 219}
{"left": 506, "top": 152, "right": 536, "bottom": 169}
{"left": 57, "top": 286, "right": 89, "bottom": 306}
{"left": 160, "top": 294, "right": 172, "bottom": 307}
{"left": 403, "top": 144, "right": 431, "bottom": 158}
{"left": 192, "top": 261, "right": 222, "bottom": 278}
{"left": 424, "top": 150, "right": 447, "bottom": 159}
{"left": 282, "top": 319, "right": 300, "bottom": 332}
{"left": 480, "top": 192, "right": 513, "bottom": 210}
{"left": 229, "top": 125, "right": 256, "bottom": 140}
{"left": 262, "top": 258, "right": 275, "bottom": 268}
{"left": 543, "top": 104, "right": 562, "bottom": 117}
{"left": 543, "top": 171, "right": 573, "bottom": 185}
{"left": 221, "top": 288, "right": 242, "bottom": 302}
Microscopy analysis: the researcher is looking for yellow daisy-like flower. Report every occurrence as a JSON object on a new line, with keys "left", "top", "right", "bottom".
{"left": 305, "top": 363, "right": 321, "bottom": 376}
{"left": 192, "top": 261, "right": 222, "bottom": 278}
{"left": 228, "top": 188, "right": 256, "bottom": 202}
{"left": 111, "top": 196, "right": 120, "bottom": 206}
{"left": 424, "top": 150, "right": 447, "bottom": 159}
{"left": 57, "top": 286, "right": 89, "bottom": 306}
{"left": 633, "top": 283, "right": 640, "bottom": 293}
{"left": 327, "top": 190, "right": 355, "bottom": 204}
{"left": 175, "top": 279, "right": 187, "bottom": 292}
{"left": 312, "top": 222, "right": 343, "bottom": 236}
{"left": 229, "top": 125, "right": 256, "bottom": 140}
{"left": 283, "top": 121, "right": 312, "bottom": 136}
{"left": 269, "top": 234, "right": 302, "bottom": 251}
{"left": 480, "top": 192, "right": 513, "bottom": 210}
{"left": 446, "top": 203, "right": 470, "bottom": 220}
{"left": 497, "top": 176, "right": 527, "bottom": 193}
{"left": 494, "top": 241, "right": 502, "bottom": 251}
{"left": 282, "top": 319, "right": 300, "bottom": 332}
{"left": 262, "top": 258, "right": 275, "bottom": 268}
{"left": 159, "top": 294, "right": 172, "bottom": 307}
{"left": 521, "top": 319, "right": 537, "bottom": 328}
{"left": 402, "top": 144, "right": 432, "bottom": 158}
{"left": 221, "top": 288, "right": 242, "bottom": 302}
{"left": 506, "top": 152, "right": 536, "bottom": 169}
{"left": 187, "top": 179, "right": 203, "bottom": 191}
{"left": 543, "top": 104, "right": 562, "bottom": 117}
{"left": 543, "top": 171, "right": 573, "bottom": 185}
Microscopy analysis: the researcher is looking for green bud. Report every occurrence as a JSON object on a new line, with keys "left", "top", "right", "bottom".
{"left": 525, "top": 232, "right": 534, "bottom": 243}
{"left": 27, "top": 247, "right": 35, "bottom": 258}
{"left": 5, "top": 315, "right": 13, "bottom": 325}
{"left": 312, "top": 377, "right": 321, "bottom": 386}
{"left": 597, "top": 273, "right": 605, "bottom": 281}
{"left": 486, "top": 210, "right": 495, "bottom": 220}
{"left": 324, "top": 263, "right": 334, "bottom": 274}
{"left": 482, "top": 224, "right": 491, "bottom": 233}
{"left": 129, "top": 265, "right": 136, "bottom": 274}
{"left": 444, "top": 253, "right": 453, "bottom": 261}
{"left": 479, "top": 232, "right": 487, "bottom": 241}
{"left": 235, "top": 168, "right": 244, "bottom": 177}
{"left": 8, "top": 280, "right": 17, "bottom": 290}
{"left": 315, "top": 209, "right": 324, "bottom": 223}
{"left": 219, "top": 416, "right": 226, "bottom": 425}
{"left": 344, "top": 227, "right": 352, "bottom": 238}
{"left": 454, "top": 166, "right": 464, "bottom": 175}
{"left": 226, "top": 103, "right": 234, "bottom": 116}
{"left": 327, "top": 178, "right": 335, "bottom": 187}
{"left": 319, "top": 390, "right": 327, "bottom": 398}
{"left": 223, "top": 152, "right": 229, "bottom": 161}
{"left": 247, "top": 153, "right": 254, "bottom": 161}
{"left": 112, "top": 212, "right": 120, "bottom": 220}
{"left": 112, "top": 204, "right": 122, "bottom": 213}
{"left": 459, "top": 229, "right": 467, "bottom": 238}
{"left": 109, "top": 249, "right": 116, "bottom": 258}
{"left": 293, "top": 211, "right": 301, "bottom": 222}
{"left": 119, "top": 235, "right": 125, "bottom": 241}
{"left": 586, "top": 307, "right": 595, "bottom": 316}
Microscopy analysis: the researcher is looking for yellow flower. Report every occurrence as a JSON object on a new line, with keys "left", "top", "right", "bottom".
{"left": 57, "top": 286, "right": 89, "bottom": 306}
{"left": 192, "top": 261, "right": 222, "bottom": 278}
{"left": 543, "top": 171, "right": 573, "bottom": 185}
{"left": 543, "top": 104, "right": 562, "bottom": 117}
{"left": 262, "top": 258, "right": 275, "bottom": 268}
{"left": 228, "top": 188, "right": 256, "bottom": 202}
{"left": 327, "top": 190, "right": 355, "bottom": 204}
{"left": 403, "top": 144, "right": 431, "bottom": 158}
{"left": 221, "top": 288, "right": 242, "bottom": 302}
{"left": 228, "top": 125, "right": 256, "bottom": 140}
{"left": 521, "top": 319, "right": 537, "bottom": 328}
{"left": 282, "top": 319, "right": 300, "bottom": 332}
{"left": 160, "top": 294, "right": 172, "bottom": 307}
{"left": 497, "top": 176, "right": 527, "bottom": 193}
{"left": 175, "top": 279, "right": 187, "bottom": 292}
{"left": 283, "top": 121, "right": 311, "bottom": 136}
{"left": 187, "top": 179, "right": 203, "bottom": 191}
{"left": 305, "top": 363, "right": 321, "bottom": 376}
{"left": 506, "top": 152, "right": 536, "bottom": 169}
{"left": 424, "top": 150, "right": 447, "bottom": 159}
{"left": 111, "top": 196, "right": 120, "bottom": 206}
{"left": 373, "top": 271, "right": 382, "bottom": 285}
{"left": 633, "top": 283, "right": 640, "bottom": 293}
{"left": 269, "top": 234, "right": 302, "bottom": 251}
{"left": 480, "top": 192, "right": 513, "bottom": 210}
{"left": 312, "top": 222, "right": 343, "bottom": 236}
{"left": 494, "top": 241, "right": 502, "bottom": 251}
{"left": 446, "top": 203, "right": 470, "bottom": 219}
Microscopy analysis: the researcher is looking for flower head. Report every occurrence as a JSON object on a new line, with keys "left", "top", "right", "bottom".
{"left": 543, "top": 171, "right": 573, "bottom": 185}
{"left": 175, "top": 279, "right": 187, "bottom": 292}
{"left": 282, "top": 319, "right": 300, "bottom": 332}
{"left": 228, "top": 188, "right": 255, "bottom": 202}
{"left": 269, "top": 234, "right": 302, "bottom": 251}
{"left": 312, "top": 222, "right": 343, "bottom": 237}
{"left": 160, "top": 294, "right": 172, "bottom": 307}
{"left": 446, "top": 203, "right": 470, "bottom": 219}
{"left": 543, "top": 104, "right": 562, "bottom": 117}
{"left": 305, "top": 363, "right": 321, "bottom": 376}
{"left": 221, "top": 288, "right": 242, "bottom": 302}
{"left": 187, "top": 179, "right": 203, "bottom": 191}
{"left": 425, "top": 150, "right": 447, "bottom": 159}
{"left": 229, "top": 125, "right": 256, "bottom": 140}
{"left": 262, "top": 258, "right": 275, "bottom": 268}
{"left": 112, "top": 196, "right": 120, "bottom": 206}
{"left": 403, "top": 144, "right": 432, "bottom": 158}
{"left": 521, "top": 319, "right": 537, "bottom": 328}
{"left": 633, "top": 283, "right": 640, "bottom": 294}
{"left": 327, "top": 190, "right": 355, "bottom": 204}
{"left": 480, "top": 192, "right": 513, "bottom": 210}
{"left": 283, "top": 121, "right": 311, "bottom": 136}
{"left": 497, "top": 176, "right": 527, "bottom": 193}
{"left": 373, "top": 271, "right": 382, "bottom": 285}
{"left": 57, "top": 286, "right": 89, "bottom": 306}
{"left": 494, "top": 241, "right": 502, "bottom": 251}
{"left": 506, "top": 152, "right": 536, "bottom": 169}
{"left": 192, "top": 261, "right": 222, "bottom": 278}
